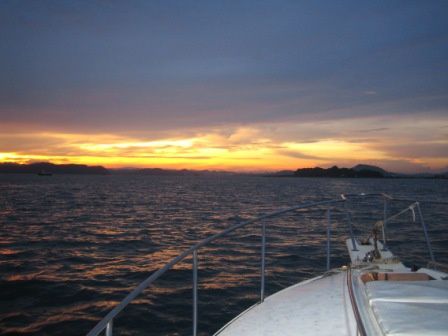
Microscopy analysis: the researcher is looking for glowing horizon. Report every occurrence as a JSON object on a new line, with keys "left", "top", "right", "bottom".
{"left": 1, "top": 117, "right": 447, "bottom": 173}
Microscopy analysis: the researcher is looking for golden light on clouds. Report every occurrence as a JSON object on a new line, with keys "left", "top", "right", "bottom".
{"left": 0, "top": 129, "right": 312, "bottom": 170}
{"left": 0, "top": 117, "right": 447, "bottom": 173}
{"left": 78, "top": 139, "right": 196, "bottom": 152}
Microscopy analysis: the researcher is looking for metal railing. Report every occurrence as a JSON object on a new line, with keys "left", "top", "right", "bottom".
{"left": 87, "top": 193, "right": 439, "bottom": 336}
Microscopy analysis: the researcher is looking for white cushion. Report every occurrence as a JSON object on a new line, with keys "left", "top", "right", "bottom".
{"left": 366, "top": 280, "right": 448, "bottom": 335}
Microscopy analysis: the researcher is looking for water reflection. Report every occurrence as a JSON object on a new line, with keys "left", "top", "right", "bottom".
{"left": 0, "top": 175, "right": 447, "bottom": 335}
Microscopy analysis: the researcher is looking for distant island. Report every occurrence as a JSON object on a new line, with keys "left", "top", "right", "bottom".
{"left": 0, "top": 163, "right": 237, "bottom": 176}
{"left": 268, "top": 164, "right": 447, "bottom": 179}
{"left": 111, "top": 167, "right": 240, "bottom": 176}
{"left": 0, "top": 162, "right": 109, "bottom": 175}
{"left": 295, "top": 165, "right": 385, "bottom": 178}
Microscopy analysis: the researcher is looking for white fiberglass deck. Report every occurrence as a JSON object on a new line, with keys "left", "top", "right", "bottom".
{"left": 215, "top": 270, "right": 357, "bottom": 336}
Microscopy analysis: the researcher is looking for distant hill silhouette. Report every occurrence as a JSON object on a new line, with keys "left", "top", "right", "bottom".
{"left": 0, "top": 162, "right": 109, "bottom": 175}
{"left": 137, "top": 168, "right": 200, "bottom": 176}
{"left": 267, "top": 170, "right": 296, "bottom": 177}
{"left": 120, "top": 168, "right": 238, "bottom": 176}
{"left": 265, "top": 164, "right": 446, "bottom": 179}
{"left": 352, "top": 164, "right": 388, "bottom": 175}
{"left": 294, "top": 165, "right": 384, "bottom": 178}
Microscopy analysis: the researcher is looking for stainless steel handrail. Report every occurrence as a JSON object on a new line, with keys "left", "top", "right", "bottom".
{"left": 87, "top": 193, "right": 440, "bottom": 336}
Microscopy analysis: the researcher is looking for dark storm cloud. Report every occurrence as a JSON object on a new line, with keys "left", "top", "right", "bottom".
{"left": 0, "top": 0, "right": 447, "bottom": 132}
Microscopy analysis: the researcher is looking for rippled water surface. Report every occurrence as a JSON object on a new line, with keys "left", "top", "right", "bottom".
{"left": 0, "top": 175, "right": 447, "bottom": 335}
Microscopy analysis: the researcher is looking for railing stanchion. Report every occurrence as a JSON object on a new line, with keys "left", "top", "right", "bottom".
{"left": 260, "top": 221, "right": 266, "bottom": 302}
{"left": 326, "top": 209, "right": 331, "bottom": 271}
{"left": 193, "top": 250, "right": 198, "bottom": 336}
{"left": 344, "top": 202, "right": 358, "bottom": 251}
{"left": 382, "top": 197, "right": 388, "bottom": 251}
{"left": 105, "top": 320, "right": 113, "bottom": 336}
{"left": 416, "top": 202, "right": 435, "bottom": 262}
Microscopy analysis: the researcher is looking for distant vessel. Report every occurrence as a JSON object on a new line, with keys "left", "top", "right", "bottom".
{"left": 87, "top": 193, "right": 448, "bottom": 336}
{"left": 37, "top": 170, "right": 52, "bottom": 176}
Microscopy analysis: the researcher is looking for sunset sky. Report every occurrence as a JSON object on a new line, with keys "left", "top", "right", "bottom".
{"left": 1, "top": 1, "right": 447, "bottom": 173}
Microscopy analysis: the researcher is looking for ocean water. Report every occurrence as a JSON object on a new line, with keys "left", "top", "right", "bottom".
{"left": 0, "top": 175, "right": 447, "bottom": 335}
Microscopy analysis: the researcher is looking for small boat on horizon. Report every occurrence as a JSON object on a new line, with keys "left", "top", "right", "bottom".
{"left": 37, "top": 170, "right": 53, "bottom": 176}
